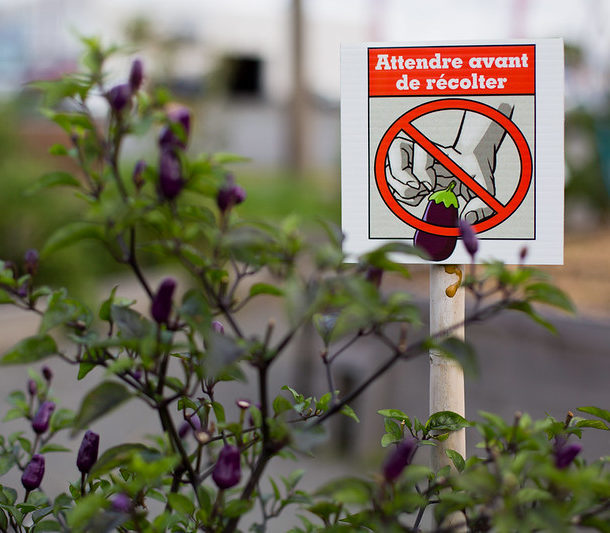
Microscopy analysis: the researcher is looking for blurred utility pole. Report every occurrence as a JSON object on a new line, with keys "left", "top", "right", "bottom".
{"left": 289, "top": 0, "right": 307, "bottom": 176}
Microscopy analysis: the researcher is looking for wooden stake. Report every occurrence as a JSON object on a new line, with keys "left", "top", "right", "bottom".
{"left": 429, "top": 264, "right": 466, "bottom": 470}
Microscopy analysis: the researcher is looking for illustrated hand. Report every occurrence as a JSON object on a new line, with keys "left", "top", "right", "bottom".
{"left": 384, "top": 103, "right": 514, "bottom": 223}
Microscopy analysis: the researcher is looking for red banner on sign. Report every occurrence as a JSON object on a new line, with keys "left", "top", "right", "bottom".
{"left": 369, "top": 45, "right": 535, "bottom": 97}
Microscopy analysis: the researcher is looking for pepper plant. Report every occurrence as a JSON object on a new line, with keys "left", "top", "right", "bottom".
{"left": 0, "top": 37, "right": 608, "bottom": 532}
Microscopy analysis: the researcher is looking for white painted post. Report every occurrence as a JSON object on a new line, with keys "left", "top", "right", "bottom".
{"left": 429, "top": 264, "right": 467, "bottom": 531}
{"left": 429, "top": 264, "right": 466, "bottom": 470}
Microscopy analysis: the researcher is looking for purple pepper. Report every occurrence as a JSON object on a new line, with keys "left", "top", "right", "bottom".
{"left": 111, "top": 492, "right": 132, "bottom": 512}
{"left": 21, "top": 454, "right": 45, "bottom": 491}
{"left": 151, "top": 277, "right": 177, "bottom": 325}
{"left": 459, "top": 218, "right": 479, "bottom": 258}
{"left": 129, "top": 59, "right": 144, "bottom": 92}
{"left": 178, "top": 414, "right": 202, "bottom": 438}
{"left": 553, "top": 437, "right": 581, "bottom": 469}
{"left": 211, "top": 320, "right": 225, "bottom": 334}
{"left": 159, "top": 106, "right": 191, "bottom": 150}
{"left": 365, "top": 266, "right": 384, "bottom": 288}
{"left": 42, "top": 366, "right": 53, "bottom": 382}
{"left": 24, "top": 249, "right": 39, "bottom": 276}
{"left": 132, "top": 160, "right": 147, "bottom": 191}
{"left": 32, "top": 401, "right": 55, "bottom": 434}
{"left": 383, "top": 437, "right": 418, "bottom": 483}
{"left": 76, "top": 430, "right": 100, "bottom": 474}
{"left": 27, "top": 379, "right": 37, "bottom": 397}
{"left": 107, "top": 83, "right": 132, "bottom": 113}
{"left": 158, "top": 149, "right": 184, "bottom": 200}
{"left": 212, "top": 444, "right": 241, "bottom": 489}
{"left": 236, "top": 399, "right": 251, "bottom": 410}
{"left": 216, "top": 175, "right": 246, "bottom": 213}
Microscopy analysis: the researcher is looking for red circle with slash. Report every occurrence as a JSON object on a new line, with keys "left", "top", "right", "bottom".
{"left": 374, "top": 98, "right": 532, "bottom": 236}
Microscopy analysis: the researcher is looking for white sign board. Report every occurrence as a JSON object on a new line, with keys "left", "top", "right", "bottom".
{"left": 341, "top": 39, "right": 564, "bottom": 264}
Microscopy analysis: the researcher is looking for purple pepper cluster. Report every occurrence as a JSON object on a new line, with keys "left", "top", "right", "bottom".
{"left": 157, "top": 106, "right": 191, "bottom": 201}
{"left": 106, "top": 59, "right": 144, "bottom": 114}
{"left": 212, "top": 444, "right": 242, "bottom": 489}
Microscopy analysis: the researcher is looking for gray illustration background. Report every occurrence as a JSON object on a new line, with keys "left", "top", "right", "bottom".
{"left": 369, "top": 95, "right": 535, "bottom": 239}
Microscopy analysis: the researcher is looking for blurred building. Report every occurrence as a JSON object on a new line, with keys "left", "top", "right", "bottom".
{"left": 1, "top": 0, "right": 609, "bottom": 169}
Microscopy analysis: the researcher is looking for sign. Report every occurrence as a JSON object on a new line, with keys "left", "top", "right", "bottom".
{"left": 341, "top": 40, "right": 564, "bottom": 264}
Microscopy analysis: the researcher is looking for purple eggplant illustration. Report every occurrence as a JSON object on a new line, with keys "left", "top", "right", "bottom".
{"left": 414, "top": 181, "right": 459, "bottom": 261}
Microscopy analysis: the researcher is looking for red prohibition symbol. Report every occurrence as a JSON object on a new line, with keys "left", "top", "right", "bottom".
{"left": 374, "top": 98, "right": 533, "bottom": 236}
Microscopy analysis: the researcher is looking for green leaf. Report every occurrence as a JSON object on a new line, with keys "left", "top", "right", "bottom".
{"left": 223, "top": 499, "right": 252, "bottom": 518}
{"left": 249, "top": 283, "right": 283, "bottom": 298}
{"left": 381, "top": 433, "right": 401, "bottom": 448}
{"left": 39, "top": 444, "right": 71, "bottom": 453}
{"left": 0, "top": 335, "right": 57, "bottom": 365}
{"left": 273, "top": 395, "right": 293, "bottom": 416}
{"left": 50, "top": 408, "right": 75, "bottom": 431}
{"left": 42, "top": 222, "right": 104, "bottom": 258}
{"left": 525, "top": 282, "right": 575, "bottom": 313}
{"left": 204, "top": 333, "right": 245, "bottom": 379}
{"left": 39, "top": 290, "right": 92, "bottom": 334}
{"left": 110, "top": 306, "right": 151, "bottom": 339}
{"left": 377, "top": 409, "right": 411, "bottom": 424}
{"left": 77, "top": 362, "right": 96, "bottom": 380}
{"left": 0, "top": 455, "right": 16, "bottom": 476}
{"left": 167, "top": 493, "right": 194, "bottom": 516}
{"left": 99, "top": 286, "right": 135, "bottom": 322}
{"left": 25, "top": 171, "right": 80, "bottom": 196}
{"left": 436, "top": 337, "right": 479, "bottom": 378}
{"left": 212, "top": 152, "right": 250, "bottom": 164}
{"left": 340, "top": 405, "right": 360, "bottom": 423}
{"left": 426, "top": 411, "right": 471, "bottom": 433}
{"left": 445, "top": 449, "right": 465, "bottom": 472}
{"left": 577, "top": 406, "right": 610, "bottom": 424}
{"left": 315, "top": 477, "right": 372, "bottom": 505}
{"left": 507, "top": 301, "right": 557, "bottom": 334}
{"left": 212, "top": 401, "right": 226, "bottom": 424}
{"left": 33, "top": 519, "right": 64, "bottom": 531}
{"left": 89, "top": 443, "right": 155, "bottom": 478}
{"left": 66, "top": 493, "right": 106, "bottom": 530}
{"left": 575, "top": 419, "right": 610, "bottom": 431}
{"left": 515, "top": 487, "right": 552, "bottom": 505}
{"left": 71, "top": 382, "right": 132, "bottom": 435}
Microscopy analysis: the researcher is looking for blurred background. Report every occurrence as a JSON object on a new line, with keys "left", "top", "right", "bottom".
{"left": 0, "top": 0, "right": 609, "bottom": 524}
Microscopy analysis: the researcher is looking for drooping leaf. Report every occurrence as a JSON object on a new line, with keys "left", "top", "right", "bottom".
{"left": 71, "top": 382, "right": 132, "bottom": 435}
{"left": 445, "top": 449, "right": 465, "bottom": 472}
{"left": 89, "top": 443, "right": 156, "bottom": 478}
{"left": 42, "top": 222, "right": 104, "bottom": 258}
{"left": 0, "top": 335, "right": 57, "bottom": 365}
{"left": 577, "top": 406, "right": 610, "bottom": 424}
{"left": 507, "top": 301, "right": 557, "bottom": 334}
{"left": 110, "top": 305, "right": 151, "bottom": 339}
{"left": 525, "top": 282, "right": 575, "bottom": 313}
{"left": 25, "top": 171, "right": 80, "bottom": 196}
{"left": 167, "top": 493, "right": 195, "bottom": 516}
{"left": 435, "top": 337, "right": 479, "bottom": 378}
{"left": 249, "top": 283, "right": 283, "bottom": 298}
